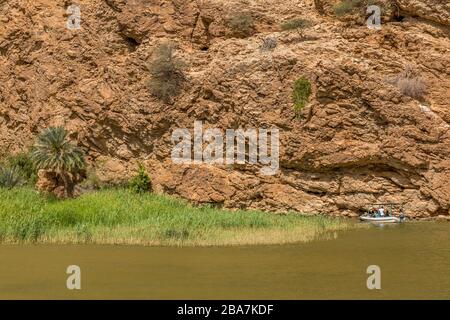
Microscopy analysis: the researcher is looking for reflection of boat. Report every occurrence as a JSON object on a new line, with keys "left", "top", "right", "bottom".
{"left": 360, "top": 215, "right": 402, "bottom": 223}
{"left": 360, "top": 203, "right": 406, "bottom": 223}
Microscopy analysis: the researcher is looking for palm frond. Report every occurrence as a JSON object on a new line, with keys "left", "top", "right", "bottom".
{"left": 31, "top": 127, "right": 86, "bottom": 173}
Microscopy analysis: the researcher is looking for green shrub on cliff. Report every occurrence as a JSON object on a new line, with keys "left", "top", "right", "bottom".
{"left": 292, "top": 77, "right": 312, "bottom": 117}
{"left": 280, "top": 18, "right": 313, "bottom": 39}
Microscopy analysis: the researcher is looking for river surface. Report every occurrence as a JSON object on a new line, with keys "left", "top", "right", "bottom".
{"left": 0, "top": 222, "right": 449, "bottom": 299}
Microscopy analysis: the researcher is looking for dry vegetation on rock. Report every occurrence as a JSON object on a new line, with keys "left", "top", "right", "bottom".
{"left": 146, "top": 42, "right": 186, "bottom": 104}
{"left": 391, "top": 65, "right": 428, "bottom": 100}
{"left": 227, "top": 12, "right": 255, "bottom": 38}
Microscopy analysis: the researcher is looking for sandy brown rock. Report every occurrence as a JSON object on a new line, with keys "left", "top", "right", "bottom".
{"left": 35, "top": 169, "right": 85, "bottom": 198}
{"left": 397, "top": 0, "right": 450, "bottom": 26}
{"left": 35, "top": 170, "right": 60, "bottom": 195}
{"left": 0, "top": 0, "right": 449, "bottom": 217}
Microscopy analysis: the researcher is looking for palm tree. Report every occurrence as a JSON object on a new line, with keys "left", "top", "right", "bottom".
{"left": 31, "top": 127, "right": 85, "bottom": 197}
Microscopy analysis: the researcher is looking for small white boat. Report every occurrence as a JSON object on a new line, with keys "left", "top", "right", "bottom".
{"left": 361, "top": 203, "right": 407, "bottom": 223}
{"left": 360, "top": 215, "right": 403, "bottom": 223}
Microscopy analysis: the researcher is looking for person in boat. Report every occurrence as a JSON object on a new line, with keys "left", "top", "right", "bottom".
{"left": 386, "top": 208, "right": 391, "bottom": 216}
{"left": 399, "top": 208, "right": 405, "bottom": 220}
{"left": 371, "top": 207, "right": 377, "bottom": 217}
{"left": 378, "top": 206, "right": 385, "bottom": 217}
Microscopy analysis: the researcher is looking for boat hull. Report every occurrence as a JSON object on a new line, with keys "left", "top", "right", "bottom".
{"left": 360, "top": 216, "right": 402, "bottom": 223}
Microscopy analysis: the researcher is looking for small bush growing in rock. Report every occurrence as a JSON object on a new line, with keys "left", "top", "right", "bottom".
{"left": 391, "top": 65, "right": 428, "bottom": 100}
{"left": 227, "top": 12, "right": 255, "bottom": 38}
{"left": 333, "top": 0, "right": 360, "bottom": 16}
{"left": 292, "top": 77, "right": 312, "bottom": 117}
{"left": 397, "top": 78, "right": 427, "bottom": 99}
{"left": 260, "top": 37, "right": 277, "bottom": 52}
{"left": 281, "top": 18, "right": 313, "bottom": 39}
{"left": 129, "top": 162, "right": 151, "bottom": 194}
{"left": 147, "top": 42, "right": 186, "bottom": 103}
{"left": 333, "top": 0, "right": 390, "bottom": 17}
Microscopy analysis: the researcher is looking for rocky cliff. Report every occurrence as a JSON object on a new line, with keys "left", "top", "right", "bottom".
{"left": 0, "top": 0, "right": 449, "bottom": 217}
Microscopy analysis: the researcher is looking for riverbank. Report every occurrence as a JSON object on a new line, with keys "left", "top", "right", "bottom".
{"left": 0, "top": 188, "right": 365, "bottom": 246}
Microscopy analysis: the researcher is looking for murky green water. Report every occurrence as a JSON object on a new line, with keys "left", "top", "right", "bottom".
{"left": 0, "top": 222, "right": 449, "bottom": 299}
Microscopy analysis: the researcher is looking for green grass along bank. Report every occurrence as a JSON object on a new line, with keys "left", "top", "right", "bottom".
{"left": 0, "top": 188, "right": 366, "bottom": 246}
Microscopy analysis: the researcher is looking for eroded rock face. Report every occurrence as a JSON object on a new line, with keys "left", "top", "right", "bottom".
{"left": 397, "top": 0, "right": 450, "bottom": 26}
{"left": 1, "top": 0, "right": 449, "bottom": 217}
